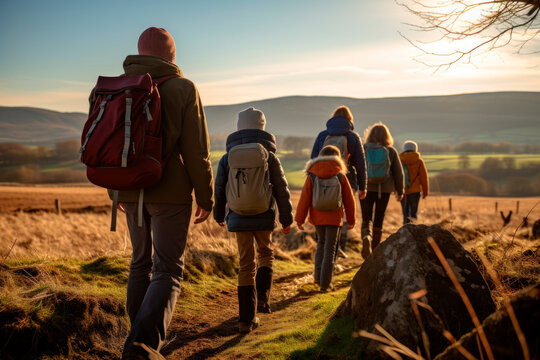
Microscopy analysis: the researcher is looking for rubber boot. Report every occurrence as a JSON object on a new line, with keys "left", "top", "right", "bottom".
{"left": 256, "top": 267, "right": 273, "bottom": 314}
{"left": 372, "top": 227, "right": 383, "bottom": 250}
{"left": 238, "top": 285, "right": 259, "bottom": 333}
{"left": 361, "top": 222, "right": 372, "bottom": 259}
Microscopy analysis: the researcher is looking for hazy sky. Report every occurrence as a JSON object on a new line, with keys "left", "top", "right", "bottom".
{"left": 1, "top": 0, "right": 539, "bottom": 112}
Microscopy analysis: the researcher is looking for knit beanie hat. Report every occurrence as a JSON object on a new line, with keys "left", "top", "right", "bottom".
{"left": 403, "top": 140, "right": 418, "bottom": 152}
{"left": 237, "top": 107, "right": 266, "bottom": 130}
{"left": 137, "top": 27, "right": 176, "bottom": 63}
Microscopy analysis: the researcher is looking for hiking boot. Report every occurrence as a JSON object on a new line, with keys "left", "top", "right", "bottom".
{"left": 256, "top": 267, "right": 273, "bottom": 314}
{"left": 361, "top": 223, "right": 372, "bottom": 259}
{"left": 238, "top": 285, "right": 258, "bottom": 333}
{"left": 372, "top": 227, "right": 383, "bottom": 250}
{"left": 320, "top": 284, "right": 335, "bottom": 293}
{"left": 239, "top": 316, "right": 260, "bottom": 333}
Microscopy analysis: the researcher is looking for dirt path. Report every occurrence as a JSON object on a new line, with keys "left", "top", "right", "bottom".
{"left": 162, "top": 256, "right": 363, "bottom": 360}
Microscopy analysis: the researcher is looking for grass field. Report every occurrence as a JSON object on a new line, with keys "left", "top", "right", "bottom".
{"left": 211, "top": 151, "right": 540, "bottom": 188}
{"left": 3, "top": 151, "right": 540, "bottom": 189}
{"left": 0, "top": 185, "right": 539, "bottom": 359}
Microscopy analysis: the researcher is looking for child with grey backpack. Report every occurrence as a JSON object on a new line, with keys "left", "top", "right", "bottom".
{"left": 295, "top": 145, "right": 356, "bottom": 291}
{"left": 213, "top": 107, "right": 293, "bottom": 333}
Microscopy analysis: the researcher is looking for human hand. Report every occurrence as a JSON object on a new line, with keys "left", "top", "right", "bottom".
{"left": 422, "top": 194, "right": 427, "bottom": 199}
{"left": 396, "top": 194, "right": 404, "bottom": 202}
{"left": 217, "top": 222, "right": 225, "bottom": 227}
{"left": 348, "top": 224, "right": 355, "bottom": 230}
{"left": 358, "top": 190, "right": 367, "bottom": 200}
{"left": 297, "top": 223, "right": 304, "bottom": 230}
{"left": 194, "top": 206, "right": 211, "bottom": 224}
{"left": 282, "top": 225, "right": 291, "bottom": 235}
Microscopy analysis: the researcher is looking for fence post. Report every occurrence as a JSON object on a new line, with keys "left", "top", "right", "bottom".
{"left": 495, "top": 202, "right": 498, "bottom": 213}
{"left": 448, "top": 198, "right": 452, "bottom": 213}
{"left": 55, "top": 199, "right": 62, "bottom": 215}
{"left": 516, "top": 200, "right": 519, "bottom": 215}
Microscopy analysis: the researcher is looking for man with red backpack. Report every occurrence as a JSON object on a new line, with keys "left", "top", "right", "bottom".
{"left": 85, "top": 28, "right": 213, "bottom": 360}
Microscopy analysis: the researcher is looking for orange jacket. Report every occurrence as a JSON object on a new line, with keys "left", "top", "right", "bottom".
{"left": 295, "top": 156, "right": 356, "bottom": 227}
{"left": 399, "top": 151, "right": 429, "bottom": 196}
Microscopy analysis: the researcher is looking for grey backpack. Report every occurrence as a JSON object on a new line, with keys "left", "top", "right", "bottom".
{"left": 226, "top": 143, "right": 272, "bottom": 215}
{"left": 310, "top": 173, "right": 344, "bottom": 211}
{"left": 322, "top": 135, "right": 348, "bottom": 165}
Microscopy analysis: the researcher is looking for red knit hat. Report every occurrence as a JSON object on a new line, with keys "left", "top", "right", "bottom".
{"left": 137, "top": 27, "right": 176, "bottom": 63}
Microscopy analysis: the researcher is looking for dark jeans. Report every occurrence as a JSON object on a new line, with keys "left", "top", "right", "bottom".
{"left": 314, "top": 225, "right": 340, "bottom": 289}
{"left": 360, "top": 191, "right": 390, "bottom": 228}
{"left": 401, "top": 192, "right": 421, "bottom": 224}
{"left": 122, "top": 202, "right": 192, "bottom": 360}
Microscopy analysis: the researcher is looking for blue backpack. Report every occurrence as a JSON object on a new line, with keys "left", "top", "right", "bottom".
{"left": 365, "top": 143, "right": 390, "bottom": 184}
{"left": 403, "top": 163, "right": 411, "bottom": 188}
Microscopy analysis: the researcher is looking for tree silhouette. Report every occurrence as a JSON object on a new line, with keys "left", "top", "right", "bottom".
{"left": 399, "top": 0, "right": 540, "bottom": 69}
{"left": 458, "top": 154, "right": 470, "bottom": 169}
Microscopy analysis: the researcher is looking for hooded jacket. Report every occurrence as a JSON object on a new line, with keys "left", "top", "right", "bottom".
{"left": 399, "top": 151, "right": 429, "bottom": 196}
{"left": 90, "top": 55, "right": 214, "bottom": 210}
{"left": 213, "top": 129, "right": 293, "bottom": 232}
{"left": 295, "top": 155, "right": 356, "bottom": 227}
{"left": 311, "top": 117, "right": 367, "bottom": 192}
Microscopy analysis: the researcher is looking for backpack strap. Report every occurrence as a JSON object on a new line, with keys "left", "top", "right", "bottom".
{"left": 79, "top": 95, "right": 112, "bottom": 160}
{"left": 110, "top": 190, "right": 119, "bottom": 232}
{"left": 110, "top": 189, "right": 144, "bottom": 232}
{"left": 121, "top": 93, "right": 132, "bottom": 167}
{"left": 154, "top": 75, "right": 176, "bottom": 86}
{"left": 137, "top": 189, "right": 144, "bottom": 227}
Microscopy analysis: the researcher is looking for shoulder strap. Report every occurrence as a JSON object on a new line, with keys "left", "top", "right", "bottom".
{"left": 154, "top": 75, "right": 177, "bottom": 86}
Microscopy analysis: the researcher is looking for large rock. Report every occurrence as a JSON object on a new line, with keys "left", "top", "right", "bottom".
{"left": 336, "top": 224, "right": 495, "bottom": 358}
{"left": 436, "top": 283, "right": 540, "bottom": 360}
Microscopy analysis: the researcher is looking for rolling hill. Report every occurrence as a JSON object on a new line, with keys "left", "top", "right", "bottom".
{"left": 1, "top": 91, "right": 539, "bottom": 145}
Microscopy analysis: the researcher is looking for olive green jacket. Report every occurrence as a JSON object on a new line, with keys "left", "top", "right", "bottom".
{"left": 90, "top": 55, "right": 214, "bottom": 210}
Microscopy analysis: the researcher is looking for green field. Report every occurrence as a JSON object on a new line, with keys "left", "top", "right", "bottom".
{"left": 422, "top": 154, "right": 540, "bottom": 176}
{"left": 212, "top": 151, "right": 540, "bottom": 189}
{"left": 3, "top": 151, "right": 539, "bottom": 189}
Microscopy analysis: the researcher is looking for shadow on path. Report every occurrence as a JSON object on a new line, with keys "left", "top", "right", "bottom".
{"left": 185, "top": 333, "right": 246, "bottom": 360}
{"left": 162, "top": 316, "right": 240, "bottom": 357}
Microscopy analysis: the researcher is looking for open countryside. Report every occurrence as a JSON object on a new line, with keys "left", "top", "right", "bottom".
{"left": 2, "top": 0, "right": 540, "bottom": 359}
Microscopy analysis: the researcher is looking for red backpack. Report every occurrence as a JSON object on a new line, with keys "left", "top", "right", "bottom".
{"left": 80, "top": 73, "right": 174, "bottom": 231}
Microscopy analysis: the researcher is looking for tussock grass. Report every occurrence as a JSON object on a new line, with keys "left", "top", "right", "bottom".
{"left": 0, "top": 258, "right": 130, "bottom": 360}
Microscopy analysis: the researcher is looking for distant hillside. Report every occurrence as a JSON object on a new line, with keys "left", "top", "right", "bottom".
{"left": 0, "top": 107, "right": 87, "bottom": 145}
{"left": 1, "top": 92, "right": 539, "bottom": 145}
{"left": 205, "top": 92, "right": 540, "bottom": 145}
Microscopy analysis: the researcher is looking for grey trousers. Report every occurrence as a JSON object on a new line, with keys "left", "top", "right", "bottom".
{"left": 314, "top": 225, "right": 340, "bottom": 289}
{"left": 122, "top": 202, "right": 192, "bottom": 359}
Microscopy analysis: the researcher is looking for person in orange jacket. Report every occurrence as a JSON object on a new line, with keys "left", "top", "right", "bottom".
{"left": 399, "top": 141, "right": 429, "bottom": 224}
{"left": 295, "top": 145, "right": 356, "bottom": 291}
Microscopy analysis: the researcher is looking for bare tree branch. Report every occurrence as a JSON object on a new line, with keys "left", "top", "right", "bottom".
{"left": 399, "top": 0, "right": 540, "bottom": 68}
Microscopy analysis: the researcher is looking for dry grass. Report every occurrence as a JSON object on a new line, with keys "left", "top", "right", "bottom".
{"left": 1, "top": 186, "right": 539, "bottom": 262}
{"left": 0, "top": 185, "right": 538, "bottom": 359}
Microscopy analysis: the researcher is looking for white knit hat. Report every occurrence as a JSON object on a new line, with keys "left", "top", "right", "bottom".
{"left": 403, "top": 140, "right": 418, "bottom": 152}
{"left": 237, "top": 107, "right": 266, "bottom": 130}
